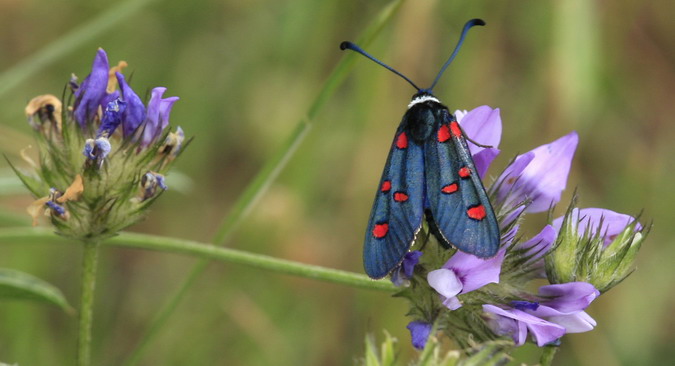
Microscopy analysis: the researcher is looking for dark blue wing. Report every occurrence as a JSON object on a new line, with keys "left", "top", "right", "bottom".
{"left": 424, "top": 110, "right": 499, "bottom": 257}
{"left": 363, "top": 127, "right": 425, "bottom": 278}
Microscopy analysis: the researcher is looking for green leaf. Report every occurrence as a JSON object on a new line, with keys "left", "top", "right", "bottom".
{"left": 0, "top": 268, "right": 73, "bottom": 313}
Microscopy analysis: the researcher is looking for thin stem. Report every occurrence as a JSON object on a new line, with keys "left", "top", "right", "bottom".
{"left": 77, "top": 239, "right": 100, "bottom": 366}
{"left": 0, "top": 227, "right": 396, "bottom": 292}
{"left": 540, "top": 345, "right": 560, "bottom": 366}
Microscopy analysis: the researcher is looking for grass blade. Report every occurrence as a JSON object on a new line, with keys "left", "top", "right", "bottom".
{"left": 0, "top": 0, "right": 159, "bottom": 98}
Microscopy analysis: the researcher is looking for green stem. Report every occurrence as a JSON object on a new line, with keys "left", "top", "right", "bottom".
{"left": 77, "top": 239, "right": 100, "bottom": 366}
{"left": 0, "top": 228, "right": 396, "bottom": 292}
{"left": 540, "top": 345, "right": 559, "bottom": 366}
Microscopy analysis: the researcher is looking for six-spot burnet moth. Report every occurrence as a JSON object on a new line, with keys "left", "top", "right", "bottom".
{"left": 341, "top": 19, "right": 500, "bottom": 279}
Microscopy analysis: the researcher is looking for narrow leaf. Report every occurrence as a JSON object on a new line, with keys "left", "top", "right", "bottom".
{"left": 0, "top": 268, "right": 73, "bottom": 313}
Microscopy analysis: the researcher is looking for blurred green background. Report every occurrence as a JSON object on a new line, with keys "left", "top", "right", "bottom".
{"left": 0, "top": 0, "right": 673, "bottom": 365}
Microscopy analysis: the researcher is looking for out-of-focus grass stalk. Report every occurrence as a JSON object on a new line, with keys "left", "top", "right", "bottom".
{"left": 0, "top": 227, "right": 396, "bottom": 292}
{"left": 552, "top": 0, "right": 600, "bottom": 130}
{"left": 0, "top": 0, "right": 159, "bottom": 98}
{"left": 121, "top": 1, "right": 405, "bottom": 363}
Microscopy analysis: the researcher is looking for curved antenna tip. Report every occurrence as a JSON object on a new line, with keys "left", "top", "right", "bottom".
{"left": 469, "top": 18, "right": 486, "bottom": 27}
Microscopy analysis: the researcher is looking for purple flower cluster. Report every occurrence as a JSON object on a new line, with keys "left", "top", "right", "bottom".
{"left": 21, "top": 48, "right": 187, "bottom": 233}
{"left": 402, "top": 106, "right": 643, "bottom": 350}
{"left": 74, "top": 49, "right": 180, "bottom": 155}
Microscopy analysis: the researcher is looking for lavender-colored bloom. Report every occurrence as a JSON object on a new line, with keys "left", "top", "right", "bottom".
{"left": 74, "top": 49, "right": 110, "bottom": 128}
{"left": 141, "top": 87, "right": 179, "bottom": 147}
{"left": 456, "top": 106, "right": 502, "bottom": 175}
{"left": 141, "top": 171, "right": 168, "bottom": 200}
{"left": 402, "top": 251, "right": 422, "bottom": 278}
{"left": 155, "top": 174, "right": 168, "bottom": 190}
{"left": 83, "top": 137, "right": 112, "bottom": 168}
{"left": 552, "top": 208, "right": 642, "bottom": 247}
{"left": 522, "top": 282, "right": 599, "bottom": 333}
{"left": 391, "top": 251, "right": 422, "bottom": 286}
{"left": 116, "top": 72, "right": 147, "bottom": 137}
{"left": 97, "top": 99, "right": 126, "bottom": 137}
{"left": 496, "top": 132, "right": 578, "bottom": 213}
{"left": 456, "top": 106, "right": 502, "bottom": 156}
{"left": 483, "top": 304, "right": 565, "bottom": 346}
{"left": 406, "top": 321, "right": 432, "bottom": 350}
{"left": 428, "top": 249, "right": 505, "bottom": 310}
{"left": 45, "top": 200, "right": 66, "bottom": 216}
{"left": 513, "top": 224, "right": 556, "bottom": 277}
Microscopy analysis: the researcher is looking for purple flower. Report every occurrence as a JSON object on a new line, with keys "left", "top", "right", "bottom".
{"left": 83, "top": 137, "right": 111, "bottom": 168}
{"left": 97, "top": 99, "right": 126, "bottom": 137}
{"left": 391, "top": 251, "right": 423, "bottom": 286}
{"left": 45, "top": 200, "right": 66, "bottom": 217}
{"left": 427, "top": 249, "right": 505, "bottom": 310}
{"left": 514, "top": 282, "right": 599, "bottom": 334}
{"left": 483, "top": 304, "right": 565, "bottom": 346}
{"left": 455, "top": 106, "right": 502, "bottom": 177}
{"left": 116, "top": 72, "right": 146, "bottom": 137}
{"left": 73, "top": 49, "right": 110, "bottom": 128}
{"left": 141, "top": 88, "right": 179, "bottom": 147}
{"left": 141, "top": 171, "right": 168, "bottom": 200}
{"left": 552, "top": 208, "right": 641, "bottom": 247}
{"left": 512, "top": 224, "right": 556, "bottom": 277}
{"left": 496, "top": 132, "right": 578, "bottom": 213}
{"left": 406, "top": 321, "right": 432, "bottom": 350}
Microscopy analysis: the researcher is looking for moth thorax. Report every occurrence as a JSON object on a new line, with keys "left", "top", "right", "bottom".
{"left": 408, "top": 95, "right": 441, "bottom": 109}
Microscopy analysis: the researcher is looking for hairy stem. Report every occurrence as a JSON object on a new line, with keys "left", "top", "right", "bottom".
{"left": 540, "top": 345, "right": 559, "bottom": 366}
{"left": 77, "top": 239, "right": 100, "bottom": 366}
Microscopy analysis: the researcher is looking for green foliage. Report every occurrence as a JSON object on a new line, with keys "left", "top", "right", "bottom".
{"left": 0, "top": 268, "right": 72, "bottom": 312}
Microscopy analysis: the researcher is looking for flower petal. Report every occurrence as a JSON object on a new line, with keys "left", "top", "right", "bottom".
{"left": 74, "top": 49, "right": 110, "bottom": 128}
{"left": 515, "top": 224, "right": 556, "bottom": 276}
{"left": 483, "top": 305, "right": 565, "bottom": 347}
{"left": 473, "top": 148, "right": 500, "bottom": 179}
{"left": 406, "top": 321, "right": 432, "bottom": 350}
{"left": 517, "top": 132, "right": 578, "bottom": 212}
{"left": 495, "top": 152, "right": 535, "bottom": 204}
{"left": 402, "top": 251, "right": 423, "bottom": 278}
{"left": 548, "top": 311, "right": 596, "bottom": 333}
{"left": 456, "top": 106, "right": 502, "bottom": 157}
{"left": 427, "top": 268, "right": 463, "bottom": 299}
{"left": 116, "top": 72, "right": 147, "bottom": 137}
{"left": 141, "top": 88, "right": 179, "bottom": 146}
{"left": 442, "top": 296, "right": 462, "bottom": 310}
{"left": 537, "top": 282, "right": 599, "bottom": 313}
{"left": 552, "top": 208, "right": 641, "bottom": 247}
{"left": 444, "top": 248, "right": 505, "bottom": 293}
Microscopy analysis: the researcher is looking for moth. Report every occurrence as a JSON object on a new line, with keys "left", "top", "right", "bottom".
{"left": 341, "top": 19, "right": 500, "bottom": 279}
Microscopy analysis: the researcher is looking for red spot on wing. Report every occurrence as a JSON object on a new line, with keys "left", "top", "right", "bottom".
{"left": 441, "top": 183, "right": 458, "bottom": 194}
{"left": 450, "top": 121, "right": 462, "bottom": 138}
{"left": 381, "top": 180, "right": 391, "bottom": 192}
{"left": 459, "top": 167, "right": 471, "bottom": 178}
{"left": 396, "top": 132, "right": 408, "bottom": 149}
{"left": 373, "top": 223, "right": 389, "bottom": 238}
{"left": 437, "top": 124, "right": 451, "bottom": 142}
{"left": 393, "top": 192, "right": 409, "bottom": 202}
{"left": 467, "top": 205, "right": 487, "bottom": 220}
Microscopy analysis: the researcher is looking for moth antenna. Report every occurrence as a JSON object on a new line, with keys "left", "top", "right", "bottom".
{"left": 340, "top": 41, "right": 421, "bottom": 91}
{"left": 427, "top": 19, "right": 486, "bottom": 92}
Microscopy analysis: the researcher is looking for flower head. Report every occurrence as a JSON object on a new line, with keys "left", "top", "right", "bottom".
{"left": 14, "top": 48, "right": 188, "bottom": 238}
{"left": 546, "top": 206, "right": 647, "bottom": 293}
{"left": 369, "top": 105, "right": 645, "bottom": 356}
